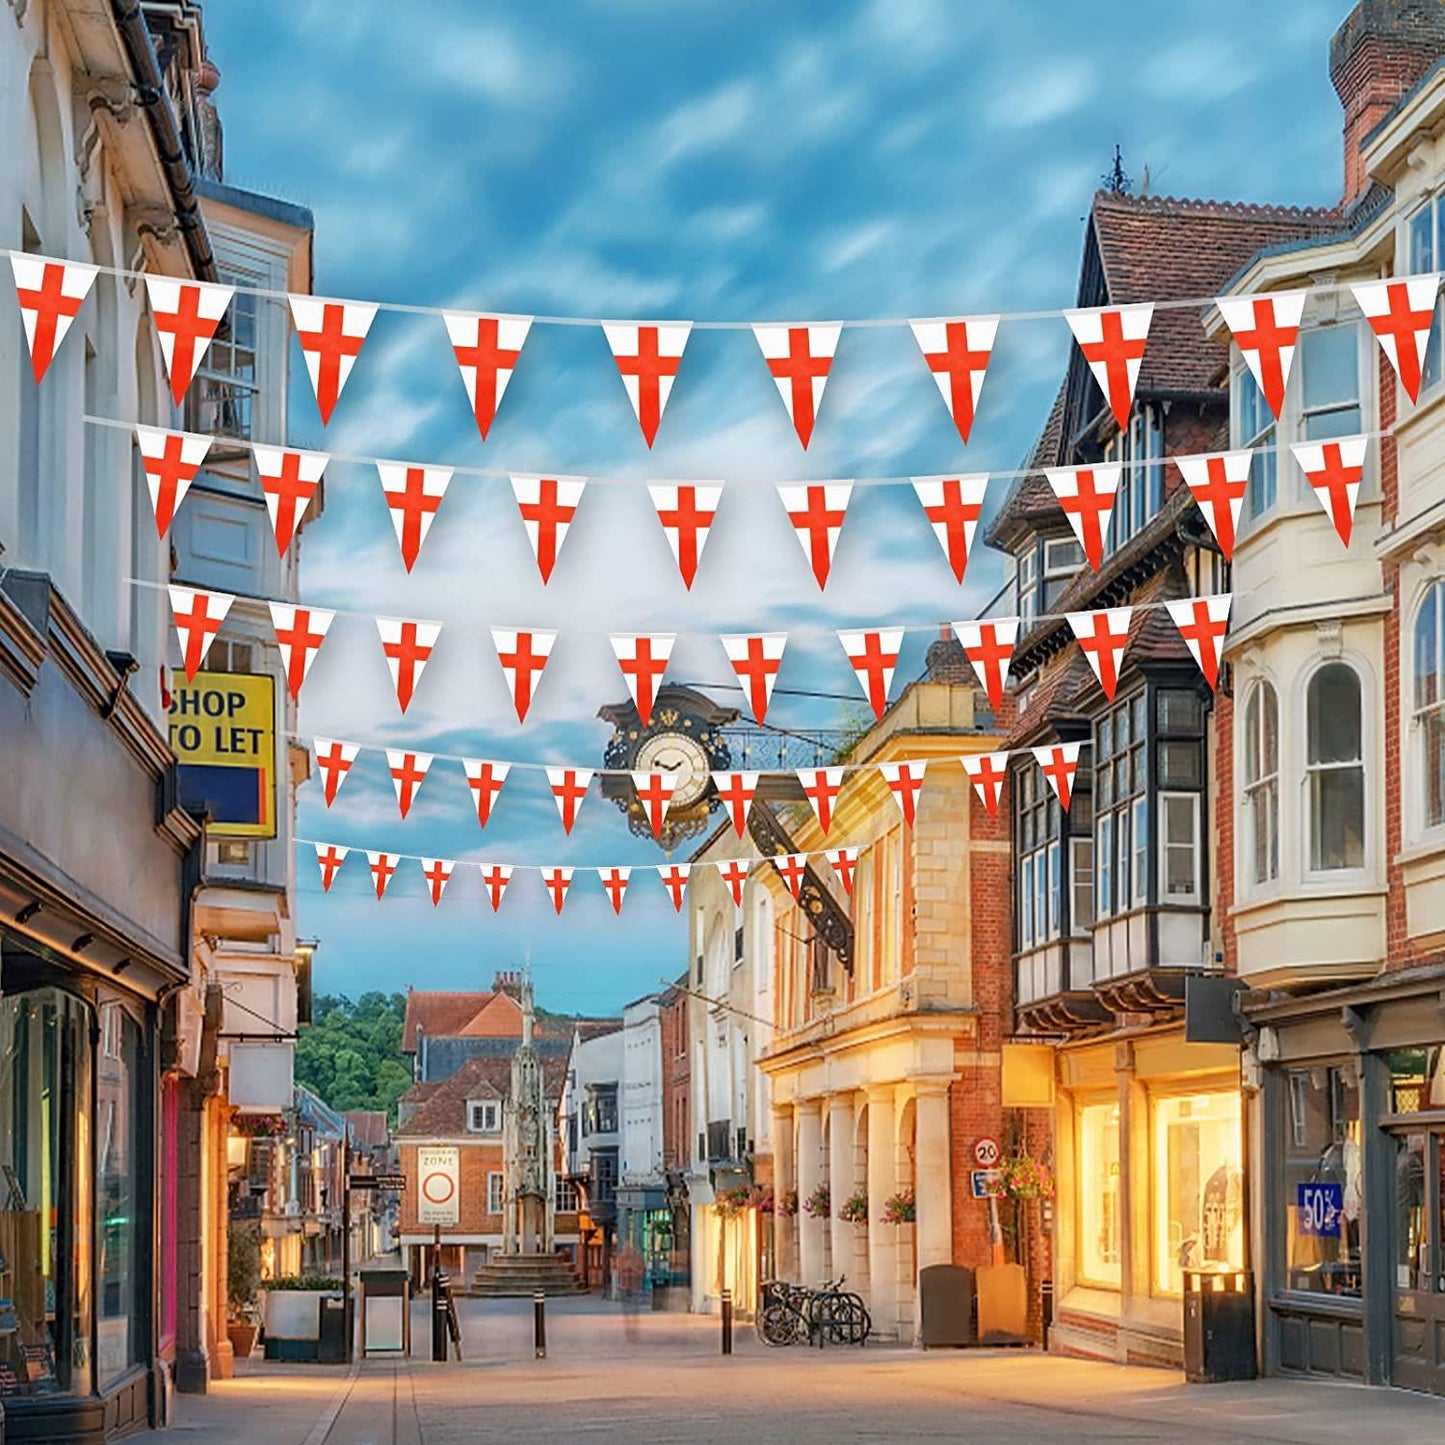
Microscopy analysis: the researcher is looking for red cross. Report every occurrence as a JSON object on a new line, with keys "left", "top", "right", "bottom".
{"left": 726, "top": 637, "right": 784, "bottom": 723}
{"left": 173, "top": 592, "right": 225, "bottom": 678}
{"left": 295, "top": 303, "right": 366, "bottom": 423}
{"left": 797, "top": 769, "right": 843, "bottom": 833}
{"left": 390, "top": 752, "right": 430, "bottom": 818}
{"left": 384, "top": 467, "right": 445, "bottom": 572}
{"left": 274, "top": 606, "right": 329, "bottom": 701}
{"left": 550, "top": 771, "right": 590, "bottom": 834}
{"left": 844, "top": 631, "right": 900, "bottom": 719}
{"left": 496, "top": 631, "right": 550, "bottom": 721}
{"left": 786, "top": 486, "right": 848, "bottom": 587}
{"left": 614, "top": 326, "right": 682, "bottom": 447}
{"left": 466, "top": 761, "right": 508, "bottom": 827}
{"left": 1365, "top": 281, "right": 1436, "bottom": 402}
{"left": 316, "top": 741, "right": 355, "bottom": 806}
{"left": 883, "top": 764, "right": 925, "bottom": 826}
{"left": 774, "top": 854, "right": 808, "bottom": 899}
{"left": 653, "top": 485, "right": 717, "bottom": 588}
{"left": 826, "top": 848, "right": 857, "bottom": 895}
{"left": 17, "top": 263, "right": 88, "bottom": 382}
{"left": 923, "top": 322, "right": 992, "bottom": 442}
{"left": 966, "top": 754, "right": 1007, "bottom": 818}
{"left": 719, "top": 859, "right": 750, "bottom": 907}
{"left": 1172, "top": 600, "right": 1229, "bottom": 690}
{"left": 1230, "top": 298, "right": 1299, "bottom": 417}
{"left": 1074, "top": 611, "right": 1131, "bottom": 700}
{"left": 422, "top": 859, "right": 452, "bottom": 905}
{"left": 601, "top": 868, "right": 630, "bottom": 914}
{"left": 921, "top": 478, "right": 984, "bottom": 582}
{"left": 142, "top": 433, "right": 195, "bottom": 536}
{"left": 369, "top": 854, "right": 397, "bottom": 899}
{"left": 616, "top": 636, "right": 669, "bottom": 726}
{"left": 152, "top": 284, "right": 218, "bottom": 404}
{"left": 453, "top": 317, "right": 523, "bottom": 439}
{"left": 1302, "top": 441, "right": 1363, "bottom": 546}
{"left": 316, "top": 845, "right": 347, "bottom": 892}
{"left": 1185, "top": 455, "right": 1247, "bottom": 562}
{"left": 517, "top": 479, "right": 578, "bottom": 583}
{"left": 543, "top": 868, "right": 572, "bottom": 913}
{"left": 633, "top": 773, "right": 678, "bottom": 839}
{"left": 767, "top": 328, "right": 833, "bottom": 447}
{"left": 961, "top": 623, "right": 1015, "bottom": 711}
{"left": 481, "top": 865, "right": 512, "bottom": 911}
{"left": 1038, "top": 748, "right": 1077, "bottom": 812}
{"left": 711, "top": 773, "right": 757, "bottom": 837}
{"left": 1077, "top": 309, "right": 1148, "bottom": 426}
{"left": 381, "top": 622, "right": 434, "bottom": 712}
{"left": 260, "top": 451, "right": 319, "bottom": 554}
{"left": 659, "top": 865, "right": 690, "bottom": 911}
{"left": 1054, "top": 468, "right": 1116, "bottom": 571}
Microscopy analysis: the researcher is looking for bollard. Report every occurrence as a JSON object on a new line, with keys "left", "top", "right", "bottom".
{"left": 431, "top": 1270, "right": 449, "bottom": 1363}
{"left": 721, "top": 1288, "right": 733, "bottom": 1356}
{"left": 534, "top": 1289, "right": 547, "bottom": 1360}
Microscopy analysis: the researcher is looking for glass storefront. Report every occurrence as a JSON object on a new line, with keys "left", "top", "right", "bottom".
{"left": 1152, "top": 1089, "right": 1244, "bottom": 1296}
{"left": 97, "top": 1000, "right": 144, "bottom": 1385}
{"left": 1281, "top": 1065, "right": 1362, "bottom": 1297}
{"left": 1077, "top": 1099, "right": 1121, "bottom": 1288}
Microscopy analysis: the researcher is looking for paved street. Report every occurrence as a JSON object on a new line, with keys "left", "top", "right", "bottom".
{"left": 152, "top": 1297, "right": 1445, "bottom": 1444}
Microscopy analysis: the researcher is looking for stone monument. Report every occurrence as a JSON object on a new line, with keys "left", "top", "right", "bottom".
{"left": 501, "top": 973, "right": 554, "bottom": 1256}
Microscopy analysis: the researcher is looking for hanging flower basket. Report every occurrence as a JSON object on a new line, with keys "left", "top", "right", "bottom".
{"left": 838, "top": 1189, "right": 868, "bottom": 1225}
{"left": 776, "top": 1189, "right": 799, "bottom": 1218}
{"left": 233, "top": 1113, "right": 288, "bottom": 1139}
{"left": 754, "top": 1186, "right": 775, "bottom": 1215}
{"left": 998, "top": 1155, "right": 1054, "bottom": 1200}
{"left": 881, "top": 1186, "right": 916, "bottom": 1224}
{"left": 803, "top": 1184, "right": 831, "bottom": 1219}
{"left": 714, "top": 1185, "right": 754, "bottom": 1218}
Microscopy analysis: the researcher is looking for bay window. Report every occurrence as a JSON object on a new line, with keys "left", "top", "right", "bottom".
{"left": 1017, "top": 547, "right": 1038, "bottom": 629}
{"left": 1298, "top": 323, "right": 1362, "bottom": 443}
{"left": 1160, "top": 794, "right": 1201, "bottom": 903}
{"left": 1104, "top": 405, "right": 1163, "bottom": 553}
{"left": 1016, "top": 765, "right": 1061, "bottom": 948}
{"left": 1306, "top": 662, "right": 1365, "bottom": 872}
{"left": 1408, "top": 195, "right": 1445, "bottom": 394}
{"left": 1236, "top": 365, "right": 1277, "bottom": 520}
{"left": 1243, "top": 681, "right": 1280, "bottom": 885}
{"left": 1415, "top": 580, "right": 1445, "bottom": 829}
{"left": 1094, "top": 694, "right": 1146, "bottom": 916}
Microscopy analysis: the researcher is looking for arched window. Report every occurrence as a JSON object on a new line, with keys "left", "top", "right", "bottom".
{"left": 1243, "top": 682, "right": 1279, "bottom": 884}
{"left": 1416, "top": 581, "right": 1445, "bottom": 829}
{"left": 1306, "top": 663, "right": 1365, "bottom": 872}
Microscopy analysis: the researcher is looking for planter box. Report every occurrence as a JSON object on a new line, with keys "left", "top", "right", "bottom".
{"left": 262, "top": 1290, "right": 339, "bottom": 1361}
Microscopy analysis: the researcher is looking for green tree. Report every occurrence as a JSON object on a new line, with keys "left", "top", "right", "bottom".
{"left": 294, "top": 991, "right": 411, "bottom": 1122}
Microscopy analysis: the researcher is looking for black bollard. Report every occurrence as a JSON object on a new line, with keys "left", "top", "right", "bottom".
{"left": 534, "top": 1290, "right": 547, "bottom": 1359}
{"left": 431, "top": 1269, "right": 449, "bottom": 1363}
{"left": 721, "top": 1288, "right": 733, "bottom": 1356}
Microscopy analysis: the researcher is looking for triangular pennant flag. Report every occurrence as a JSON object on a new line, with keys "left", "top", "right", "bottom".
{"left": 480, "top": 862, "right": 513, "bottom": 912}
{"left": 491, "top": 627, "right": 557, "bottom": 722}
{"left": 773, "top": 853, "right": 808, "bottom": 900}
{"left": 1166, "top": 594, "right": 1233, "bottom": 691}
{"left": 1046, "top": 464, "right": 1122, "bottom": 572}
{"left": 1292, "top": 436, "right": 1368, "bottom": 547}
{"left": 753, "top": 323, "right": 842, "bottom": 447}
{"left": 658, "top": 863, "right": 691, "bottom": 912}
{"left": 386, "top": 749, "right": 434, "bottom": 819}
{"left": 602, "top": 322, "right": 691, "bottom": 447}
{"left": 462, "top": 759, "right": 511, "bottom": 829}
{"left": 718, "top": 857, "right": 751, "bottom": 908}
{"left": 909, "top": 316, "right": 998, "bottom": 445}
{"left": 1032, "top": 742, "right": 1083, "bottom": 812}
{"left": 777, "top": 483, "right": 852, "bottom": 588}
{"left": 880, "top": 760, "right": 927, "bottom": 826}
{"left": 1352, "top": 274, "right": 1441, "bottom": 404}
{"left": 911, "top": 475, "right": 988, "bottom": 583}
{"left": 962, "top": 752, "right": 1009, "bottom": 819}
{"left": 289, "top": 296, "right": 377, "bottom": 423}
{"left": 315, "top": 844, "right": 348, "bottom": 893}
{"left": 838, "top": 628, "right": 903, "bottom": 720}
{"left": 719, "top": 634, "right": 787, "bottom": 724}
{"left": 10, "top": 255, "right": 98, "bottom": 382}
{"left": 366, "top": 851, "right": 398, "bottom": 900}
{"left": 610, "top": 633, "right": 674, "bottom": 727}
{"left": 168, "top": 585, "right": 233, "bottom": 680}
{"left": 824, "top": 846, "right": 859, "bottom": 896}
{"left": 420, "top": 857, "right": 455, "bottom": 907}
{"left": 632, "top": 771, "right": 680, "bottom": 840}
{"left": 145, "top": 277, "right": 233, "bottom": 405}
{"left": 1067, "top": 607, "right": 1134, "bottom": 702}
{"left": 313, "top": 738, "right": 360, "bottom": 807}
{"left": 796, "top": 767, "right": 845, "bottom": 835}
{"left": 600, "top": 865, "right": 632, "bottom": 915}
{"left": 268, "top": 603, "right": 335, "bottom": 701}
{"left": 1176, "top": 451, "right": 1251, "bottom": 562}
{"left": 953, "top": 618, "right": 1020, "bottom": 713}
{"left": 375, "top": 617, "right": 441, "bottom": 714}
{"left": 135, "top": 426, "right": 211, "bottom": 537}
{"left": 254, "top": 445, "right": 328, "bottom": 555}
{"left": 547, "top": 767, "right": 593, "bottom": 835}
{"left": 1065, "top": 304, "right": 1153, "bottom": 430}
{"left": 377, "top": 462, "right": 453, "bottom": 572}
{"left": 510, "top": 476, "right": 586, "bottom": 584}
{"left": 542, "top": 865, "right": 574, "bottom": 915}
{"left": 647, "top": 482, "right": 723, "bottom": 589}
{"left": 711, "top": 771, "right": 759, "bottom": 838}
{"left": 445, "top": 311, "right": 532, "bottom": 441}
{"left": 1216, "top": 290, "right": 1307, "bottom": 420}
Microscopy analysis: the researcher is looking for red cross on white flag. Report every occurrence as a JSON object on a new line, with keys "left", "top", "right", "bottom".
{"left": 462, "top": 759, "right": 511, "bottom": 828}
{"left": 420, "top": 857, "right": 455, "bottom": 907}
{"left": 796, "top": 767, "right": 846, "bottom": 834}
{"left": 1292, "top": 435, "right": 1368, "bottom": 547}
{"left": 911, "top": 475, "right": 989, "bottom": 583}
{"left": 10, "top": 255, "right": 98, "bottom": 382}
{"left": 648, "top": 482, "right": 723, "bottom": 589}
{"left": 719, "top": 634, "right": 787, "bottom": 724}
{"left": 376, "top": 616, "right": 442, "bottom": 713}
{"left": 962, "top": 752, "right": 1009, "bottom": 819}
{"left": 135, "top": 426, "right": 212, "bottom": 538}
{"left": 445, "top": 311, "right": 533, "bottom": 440}
{"left": 377, "top": 462, "right": 453, "bottom": 573}
{"left": 602, "top": 322, "right": 691, "bottom": 447}
{"left": 838, "top": 628, "right": 904, "bottom": 720}
{"left": 1166, "top": 594, "right": 1233, "bottom": 691}
{"left": 547, "top": 767, "right": 593, "bottom": 835}
{"left": 753, "top": 323, "right": 842, "bottom": 448}
{"left": 1065, "top": 304, "right": 1153, "bottom": 430}
{"left": 632, "top": 771, "right": 681, "bottom": 839}
{"left": 510, "top": 476, "right": 586, "bottom": 584}
{"left": 953, "top": 618, "right": 1020, "bottom": 712}
{"left": 909, "top": 316, "right": 998, "bottom": 445}
{"left": 254, "top": 445, "right": 328, "bottom": 555}
{"left": 145, "top": 277, "right": 234, "bottom": 405}
{"left": 1067, "top": 607, "right": 1134, "bottom": 701}
{"left": 268, "top": 602, "right": 335, "bottom": 701}
{"left": 491, "top": 627, "right": 556, "bottom": 722}
{"left": 711, "top": 771, "right": 759, "bottom": 838}
{"left": 1352, "top": 274, "right": 1441, "bottom": 404}
{"left": 1176, "top": 451, "right": 1252, "bottom": 562}
{"left": 658, "top": 863, "right": 691, "bottom": 912}
{"left": 1032, "top": 743, "right": 1083, "bottom": 812}
{"left": 290, "top": 296, "right": 378, "bottom": 424}
{"left": 315, "top": 844, "right": 348, "bottom": 892}
{"left": 777, "top": 483, "right": 852, "bottom": 589}
{"left": 313, "top": 738, "right": 360, "bottom": 807}
{"left": 1216, "top": 290, "right": 1307, "bottom": 420}
{"left": 880, "top": 760, "right": 927, "bottom": 826}
{"left": 824, "top": 846, "right": 859, "bottom": 896}
{"left": 773, "top": 853, "right": 808, "bottom": 900}
{"left": 600, "top": 865, "right": 631, "bottom": 915}
{"left": 366, "top": 851, "right": 398, "bottom": 900}
{"left": 386, "top": 749, "right": 434, "bottom": 819}
{"left": 718, "top": 857, "right": 751, "bottom": 908}
{"left": 480, "top": 863, "right": 514, "bottom": 912}
{"left": 168, "top": 585, "right": 233, "bottom": 680}
{"left": 1046, "top": 464, "right": 1122, "bottom": 572}
{"left": 610, "top": 633, "right": 675, "bottom": 727}
{"left": 543, "top": 866, "right": 575, "bottom": 915}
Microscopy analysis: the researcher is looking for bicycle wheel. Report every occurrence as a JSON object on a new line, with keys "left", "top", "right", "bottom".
{"left": 813, "top": 1294, "right": 851, "bottom": 1347}
{"left": 758, "top": 1302, "right": 805, "bottom": 1347}
{"left": 838, "top": 1292, "right": 871, "bottom": 1345}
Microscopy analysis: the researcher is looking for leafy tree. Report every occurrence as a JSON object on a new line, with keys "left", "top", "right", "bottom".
{"left": 294, "top": 991, "right": 411, "bottom": 1122}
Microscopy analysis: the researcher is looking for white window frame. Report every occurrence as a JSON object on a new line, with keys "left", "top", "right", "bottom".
{"left": 1070, "top": 837, "right": 1095, "bottom": 932}
{"left": 1412, "top": 578, "right": 1445, "bottom": 836}
{"left": 1097, "top": 812, "right": 1114, "bottom": 918}
{"left": 1017, "top": 547, "right": 1039, "bottom": 628}
{"left": 1158, "top": 792, "right": 1201, "bottom": 904}
{"left": 468, "top": 1100, "right": 500, "bottom": 1134}
{"left": 487, "top": 1171, "right": 505, "bottom": 1214}
{"left": 1103, "top": 404, "right": 1163, "bottom": 554}
{"left": 1406, "top": 195, "right": 1445, "bottom": 397}
{"left": 1242, "top": 679, "right": 1281, "bottom": 888}
{"left": 1302, "top": 657, "right": 1369, "bottom": 880}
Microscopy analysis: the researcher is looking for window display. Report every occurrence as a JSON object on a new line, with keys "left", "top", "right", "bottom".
{"left": 1152, "top": 1090, "right": 1243, "bottom": 1296}
{"left": 96, "top": 998, "right": 143, "bottom": 1385}
{"left": 1077, "top": 1100, "right": 1121, "bottom": 1288}
{"left": 1281, "top": 1066, "right": 1362, "bottom": 1297}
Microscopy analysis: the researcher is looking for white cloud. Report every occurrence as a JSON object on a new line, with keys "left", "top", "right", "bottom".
{"left": 983, "top": 59, "right": 1096, "bottom": 130}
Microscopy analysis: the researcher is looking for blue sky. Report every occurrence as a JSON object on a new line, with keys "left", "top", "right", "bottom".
{"left": 203, "top": 0, "right": 1346, "bottom": 1014}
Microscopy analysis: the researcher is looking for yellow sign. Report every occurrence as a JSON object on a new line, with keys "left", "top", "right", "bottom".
{"left": 168, "top": 671, "right": 276, "bottom": 838}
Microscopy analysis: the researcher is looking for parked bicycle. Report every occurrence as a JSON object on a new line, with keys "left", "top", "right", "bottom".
{"left": 757, "top": 1276, "right": 871, "bottom": 1348}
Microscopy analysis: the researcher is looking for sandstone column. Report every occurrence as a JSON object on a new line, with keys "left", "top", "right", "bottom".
{"left": 827, "top": 1094, "right": 855, "bottom": 1289}
{"left": 772, "top": 1106, "right": 795, "bottom": 1281}
{"left": 914, "top": 1082, "right": 954, "bottom": 1340}
{"left": 796, "top": 1100, "right": 824, "bottom": 1286}
{"left": 867, "top": 1085, "right": 899, "bottom": 1338}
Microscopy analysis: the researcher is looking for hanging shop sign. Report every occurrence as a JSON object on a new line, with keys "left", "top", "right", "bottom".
{"left": 169, "top": 670, "right": 277, "bottom": 838}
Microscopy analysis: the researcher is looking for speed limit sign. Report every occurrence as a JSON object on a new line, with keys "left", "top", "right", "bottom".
{"left": 973, "top": 1136, "right": 1000, "bottom": 1168}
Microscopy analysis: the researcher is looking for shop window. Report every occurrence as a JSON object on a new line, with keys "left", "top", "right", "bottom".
{"left": 1280, "top": 1066, "right": 1362, "bottom": 1298}
{"left": 1387, "top": 1046, "right": 1445, "bottom": 1114}
{"left": 1394, "top": 1133, "right": 1433, "bottom": 1293}
{"left": 1077, "top": 1100, "right": 1121, "bottom": 1289}
{"left": 1151, "top": 1090, "right": 1243, "bottom": 1297}
{"left": 96, "top": 999, "right": 143, "bottom": 1386}
{"left": 1306, "top": 662, "right": 1365, "bottom": 873}
{"left": 1243, "top": 681, "right": 1280, "bottom": 885}
{"left": 1414, "top": 580, "right": 1445, "bottom": 830}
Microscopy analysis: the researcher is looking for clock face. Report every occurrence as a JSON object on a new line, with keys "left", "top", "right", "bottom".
{"left": 635, "top": 732, "right": 710, "bottom": 807}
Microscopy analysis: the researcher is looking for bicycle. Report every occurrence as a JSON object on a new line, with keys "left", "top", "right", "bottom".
{"left": 756, "top": 1276, "right": 871, "bottom": 1348}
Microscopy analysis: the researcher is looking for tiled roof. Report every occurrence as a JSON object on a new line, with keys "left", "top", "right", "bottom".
{"left": 344, "top": 1110, "right": 390, "bottom": 1147}
{"left": 395, "top": 1052, "right": 569, "bottom": 1138}
{"left": 401, "top": 990, "right": 495, "bottom": 1052}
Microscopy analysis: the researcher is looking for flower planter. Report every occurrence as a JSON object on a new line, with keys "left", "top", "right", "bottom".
{"left": 262, "top": 1290, "right": 339, "bottom": 1362}
{"left": 226, "top": 1320, "right": 259, "bottom": 1360}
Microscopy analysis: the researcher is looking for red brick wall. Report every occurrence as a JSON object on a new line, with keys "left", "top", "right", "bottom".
{"left": 659, "top": 992, "right": 691, "bottom": 1169}
{"left": 397, "top": 1140, "right": 505, "bottom": 1236}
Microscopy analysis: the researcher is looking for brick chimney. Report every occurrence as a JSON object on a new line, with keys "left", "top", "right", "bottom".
{"left": 1331, "top": 0, "right": 1445, "bottom": 206}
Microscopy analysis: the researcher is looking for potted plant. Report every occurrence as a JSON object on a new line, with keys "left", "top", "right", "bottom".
{"left": 838, "top": 1189, "right": 868, "bottom": 1225}
{"left": 226, "top": 1225, "right": 261, "bottom": 1360}
{"left": 713, "top": 1185, "right": 754, "bottom": 1218}
{"left": 259, "top": 1275, "right": 345, "bottom": 1362}
{"left": 881, "top": 1186, "right": 916, "bottom": 1225}
{"left": 776, "top": 1188, "right": 799, "bottom": 1219}
{"left": 803, "top": 1184, "right": 831, "bottom": 1220}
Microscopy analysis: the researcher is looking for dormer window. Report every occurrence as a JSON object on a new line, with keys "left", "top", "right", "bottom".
{"left": 1017, "top": 537, "right": 1085, "bottom": 629}
{"left": 1103, "top": 405, "right": 1163, "bottom": 554}
{"left": 467, "top": 1100, "right": 500, "bottom": 1134}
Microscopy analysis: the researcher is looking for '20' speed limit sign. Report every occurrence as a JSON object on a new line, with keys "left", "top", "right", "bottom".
{"left": 973, "top": 1137, "right": 1001, "bottom": 1168}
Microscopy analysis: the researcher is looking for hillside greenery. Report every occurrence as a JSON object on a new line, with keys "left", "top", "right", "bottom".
{"left": 294, "top": 991, "right": 411, "bottom": 1122}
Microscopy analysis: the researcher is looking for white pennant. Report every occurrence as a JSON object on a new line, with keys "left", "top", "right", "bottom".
{"left": 375, "top": 617, "right": 442, "bottom": 714}
{"left": 910, "top": 474, "right": 989, "bottom": 583}
{"left": 445, "top": 311, "right": 533, "bottom": 440}
{"left": 717, "top": 857, "right": 751, "bottom": 908}
{"left": 1064, "top": 304, "right": 1153, "bottom": 430}
{"left": 386, "top": 749, "right": 434, "bottom": 819}
{"left": 602, "top": 322, "right": 691, "bottom": 447}
{"left": 479, "top": 862, "right": 514, "bottom": 912}
{"left": 168, "top": 585, "right": 233, "bottom": 680}
{"left": 1067, "top": 607, "right": 1134, "bottom": 702}
{"left": 145, "top": 276, "right": 234, "bottom": 404}
{"left": 10, "top": 255, "right": 98, "bottom": 382}
{"left": 547, "top": 767, "right": 593, "bottom": 835}
{"left": 313, "top": 738, "right": 360, "bottom": 807}
{"left": 510, "top": 475, "right": 586, "bottom": 584}
{"left": 657, "top": 863, "right": 692, "bottom": 911}
{"left": 462, "top": 759, "right": 511, "bottom": 829}
{"left": 600, "top": 865, "right": 632, "bottom": 915}
{"left": 1216, "top": 290, "right": 1307, "bottom": 420}
{"left": 1351, "top": 273, "right": 1441, "bottom": 403}
{"left": 135, "top": 426, "right": 212, "bottom": 537}
{"left": 491, "top": 627, "right": 557, "bottom": 722}
{"left": 777, "top": 483, "right": 852, "bottom": 588}
{"left": 376, "top": 462, "right": 453, "bottom": 572}
{"left": 420, "top": 857, "right": 456, "bottom": 906}
{"left": 289, "top": 296, "right": 378, "bottom": 423}
{"left": 268, "top": 602, "right": 335, "bottom": 701}
{"left": 1032, "top": 742, "right": 1083, "bottom": 812}
{"left": 315, "top": 844, "right": 348, "bottom": 893}
{"left": 254, "top": 445, "right": 328, "bottom": 555}
{"left": 753, "top": 323, "right": 841, "bottom": 448}
{"left": 1165, "top": 595, "right": 1233, "bottom": 691}
{"left": 647, "top": 482, "right": 723, "bottom": 589}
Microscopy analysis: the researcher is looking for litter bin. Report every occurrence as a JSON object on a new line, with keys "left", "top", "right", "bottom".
{"left": 1182, "top": 1270, "right": 1255, "bottom": 1383}
{"left": 360, "top": 1265, "right": 411, "bottom": 1357}
{"left": 318, "top": 1294, "right": 348, "bottom": 1364}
